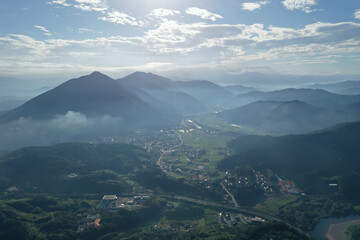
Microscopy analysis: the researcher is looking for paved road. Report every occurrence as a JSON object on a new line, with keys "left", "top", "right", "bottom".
{"left": 160, "top": 194, "right": 311, "bottom": 238}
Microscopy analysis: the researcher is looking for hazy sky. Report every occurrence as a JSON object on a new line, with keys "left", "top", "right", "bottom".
{"left": 1, "top": 0, "right": 360, "bottom": 84}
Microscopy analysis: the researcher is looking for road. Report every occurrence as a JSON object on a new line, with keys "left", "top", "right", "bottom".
{"left": 160, "top": 194, "right": 311, "bottom": 238}
{"left": 221, "top": 182, "right": 239, "bottom": 208}
{"left": 156, "top": 131, "right": 183, "bottom": 177}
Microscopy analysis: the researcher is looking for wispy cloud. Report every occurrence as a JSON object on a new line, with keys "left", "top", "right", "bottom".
{"left": 148, "top": 8, "right": 180, "bottom": 19}
{"left": 78, "top": 28, "right": 102, "bottom": 34}
{"left": 355, "top": 9, "right": 360, "bottom": 20}
{"left": 242, "top": 1, "right": 270, "bottom": 11}
{"left": 34, "top": 25, "right": 52, "bottom": 36}
{"left": 282, "top": 0, "right": 317, "bottom": 13}
{"left": 99, "top": 10, "right": 143, "bottom": 26}
{"left": 185, "top": 7, "right": 223, "bottom": 21}
{"left": 74, "top": 0, "right": 107, "bottom": 12}
{"left": 47, "top": 0, "right": 71, "bottom": 7}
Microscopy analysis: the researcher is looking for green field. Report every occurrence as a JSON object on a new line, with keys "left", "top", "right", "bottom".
{"left": 176, "top": 129, "right": 232, "bottom": 177}
{"left": 254, "top": 195, "right": 298, "bottom": 215}
{"left": 200, "top": 116, "right": 265, "bottom": 135}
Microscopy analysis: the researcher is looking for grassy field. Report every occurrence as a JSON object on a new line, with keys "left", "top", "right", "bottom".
{"left": 177, "top": 129, "right": 231, "bottom": 177}
{"left": 254, "top": 195, "right": 298, "bottom": 215}
{"left": 200, "top": 116, "right": 265, "bottom": 135}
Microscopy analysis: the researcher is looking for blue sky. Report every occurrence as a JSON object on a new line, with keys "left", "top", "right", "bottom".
{"left": 0, "top": 0, "right": 360, "bottom": 85}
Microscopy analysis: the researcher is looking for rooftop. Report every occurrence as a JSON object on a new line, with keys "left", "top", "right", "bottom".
{"left": 102, "top": 195, "right": 118, "bottom": 200}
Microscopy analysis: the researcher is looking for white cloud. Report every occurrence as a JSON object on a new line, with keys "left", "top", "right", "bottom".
{"left": 47, "top": 0, "right": 71, "bottom": 7}
{"left": 148, "top": 8, "right": 180, "bottom": 19}
{"left": 34, "top": 25, "right": 52, "bottom": 36}
{"left": 355, "top": 9, "right": 360, "bottom": 20}
{"left": 99, "top": 10, "right": 143, "bottom": 26}
{"left": 242, "top": 1, "right": 270, "bottom": 11}
{"left": 1, "top": 18, "right": 360, "bottom": 78}
{"left": 185, "top": 7, "right": 223, "bottom": 21}
{"left": 282, "top": 0, "right": 317, "bottom": 13}
{"left": 74, "top": 0, "right": 107, "bottom": 12}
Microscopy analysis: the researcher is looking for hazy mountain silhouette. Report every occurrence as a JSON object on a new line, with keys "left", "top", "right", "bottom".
{"left": 118, "top": 72, "right": 233, "bottom": 108}
{"left": 218, "top": 100, "right": 350, "bottom": 134}
{"left": 0, "top": 72, "right": 174, "bottom": 128}
{"left": 224, "top": 85, "right": 257, "bottom": 95}
{"left": 308, "top": 80, "right": 360, "bottom": 95}
{"left": 232, "top": 88, "right": 360, "bottom": 109}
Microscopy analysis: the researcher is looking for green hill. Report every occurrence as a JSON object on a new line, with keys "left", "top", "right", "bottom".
{"left": 218, "top": 122, "right": 360, "bottom": 200}
{"left": 0, "top": 143, "right": 154, "bottom": 194}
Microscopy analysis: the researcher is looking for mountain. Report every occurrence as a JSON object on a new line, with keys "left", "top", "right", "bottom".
{"left": 118, "top": 72, "right": 208, "bottom": 114}
{"left": 0, "top": 72, "right": 173, "bottom": 128}
{"left": 174, "top": 80, "right": 234, "bottom": 107}
{"left": 218, "top": 100, "right": 346, "bottom": 134}
{"left": 118, "top": 72, "right": 234, "bottom": 108}
{"left": 224, "top": 85, "right": 257, "bottom": 95}
{"left": 145, "top": 89, "right": 208, "bottom": 116}
{"left": 218, "top": 121, "right": 360, "bottom": 200}
{"left": 232, "top": 88, "right": 360, "bottom": 109}
{"left": 309, "top": 80, "right": 360, "bottom": 95}
{"left": 119, "top": 71, "right": 174, "bottom": 89}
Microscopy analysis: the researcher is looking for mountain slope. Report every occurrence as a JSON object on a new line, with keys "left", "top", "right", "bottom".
{"left": 0, "top": 72, "right": 173, "bottom": 128}
{"left": 174, "top": 80, "right": 234, "bottom": 107}
{"left": 118, "top": 72, "right": 208, "bottom": 114}
{"left": 118, "top": 72, "right": 233, "bottom": 108}
{"left": 218, "top": 122, "right": 360, "bottom": 199}
{"left": 119, "top": 71, "right": 174, "bottom": 89}
{"left": 218, "top": 100, "right": 344, "bottom": 134}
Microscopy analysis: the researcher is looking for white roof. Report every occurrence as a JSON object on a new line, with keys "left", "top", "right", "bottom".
{"left": 103, "top": 195, "right": 117, "bottom": 200}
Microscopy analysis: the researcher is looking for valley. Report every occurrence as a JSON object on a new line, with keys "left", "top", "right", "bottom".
{"left": 0, "top": 72, "right": 360, "bottom": 240}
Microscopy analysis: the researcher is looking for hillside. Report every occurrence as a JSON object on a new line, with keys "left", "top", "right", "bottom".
{"left": 218, "top": 122, "right": 360, "bottom": 200}
{"left": 218, "top": 100, "right": 346, "bottom": 134}
{"left": 0, "top": 143, "right": 153, "bottom": 194}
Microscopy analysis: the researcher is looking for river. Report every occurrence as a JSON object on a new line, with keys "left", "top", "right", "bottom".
{"left": 312, "top": 215, "right": 360, "bottom": 240}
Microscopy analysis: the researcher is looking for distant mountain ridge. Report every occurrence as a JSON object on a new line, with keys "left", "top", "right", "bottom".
{"left": 232, "top": 88, "right": 360, "bottom": 109}
{"left": 308, "top": 80, "right": 360, "bottom": 95}
{"left": 218, "top": 100, "right": 346, "bottom": 134}
{"left": 224, "top": 85, "right": 257, "bottom": 95}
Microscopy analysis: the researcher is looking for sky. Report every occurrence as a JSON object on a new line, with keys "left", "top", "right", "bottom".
{"left": 0, "top": 0, "right": 360, "bottom": 86}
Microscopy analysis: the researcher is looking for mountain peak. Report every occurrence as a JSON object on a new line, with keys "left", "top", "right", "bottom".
{"left": 88, "top": 71, "right": 110, "bottom": 78}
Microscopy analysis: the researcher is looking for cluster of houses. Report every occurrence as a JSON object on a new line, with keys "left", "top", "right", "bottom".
{"left": 219, "top": 211, "right": 265, "bottom": 227}
{"left": 98, "top": 195, "right": 151, "bottom": 210}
